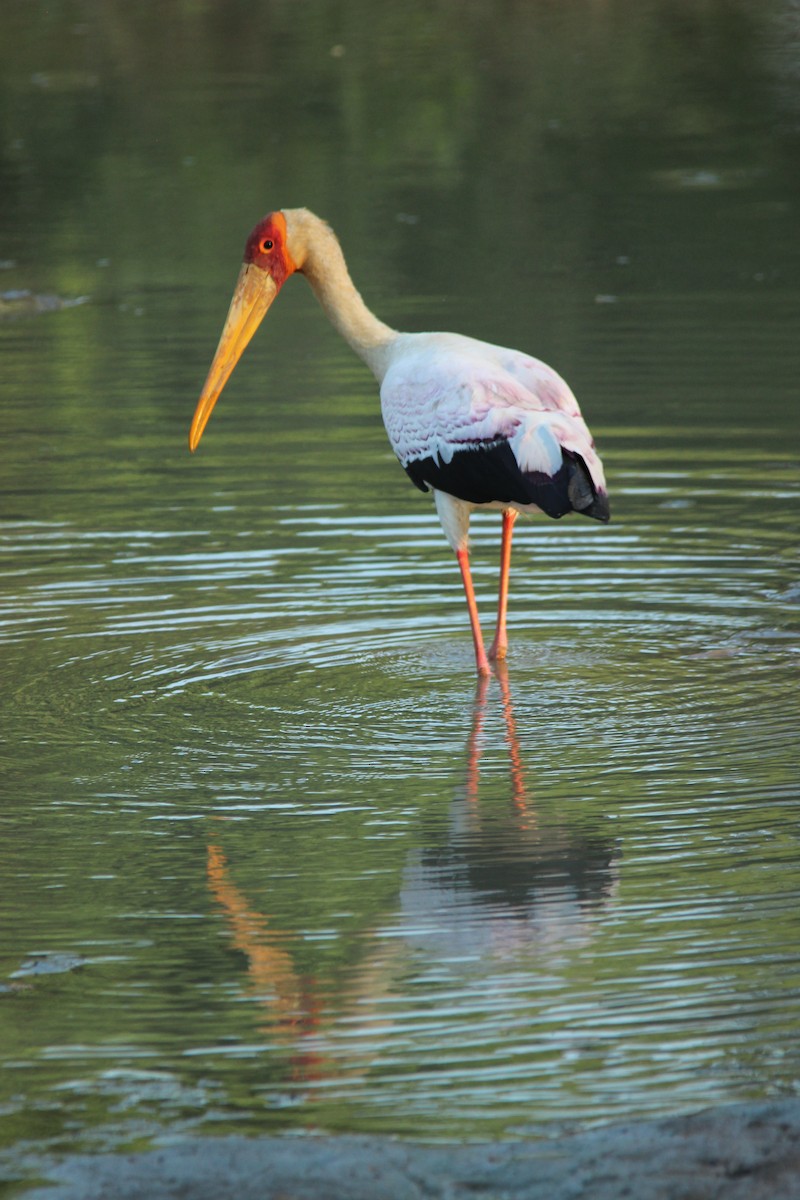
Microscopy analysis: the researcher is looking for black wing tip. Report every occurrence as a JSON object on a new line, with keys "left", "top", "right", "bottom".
{"left": 581, "top": 492, "right": 610, "bottom": 523}
{"left": 566, "top": 455, "right": 610, "bottom": 522}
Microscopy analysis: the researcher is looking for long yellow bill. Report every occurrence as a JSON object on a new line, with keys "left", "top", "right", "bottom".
{"left": 189, "top": 262, "right": 277, "bottom": 452}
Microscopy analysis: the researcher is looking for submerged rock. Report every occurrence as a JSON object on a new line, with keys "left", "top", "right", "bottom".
{"left": 11, "top": 953, "right": 87, "bottom": 978}
{"left": 0, "top": 289, "right": 89, "bottom": 318}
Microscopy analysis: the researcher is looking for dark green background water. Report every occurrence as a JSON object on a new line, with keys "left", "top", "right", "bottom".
{"left": 1, "top": 0, "right": 798, "bottom": 1179}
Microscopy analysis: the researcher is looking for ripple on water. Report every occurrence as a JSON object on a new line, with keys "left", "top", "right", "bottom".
{"left": 1, "top": 453, "right": 799, "bottom": 1139}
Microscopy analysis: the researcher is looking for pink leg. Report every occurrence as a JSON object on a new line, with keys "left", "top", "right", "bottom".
{"left": 456, "top": 547, "right": 491, "bottom": 676}
{"left": 489, "top": 509, "right": 518, "bottom": 661}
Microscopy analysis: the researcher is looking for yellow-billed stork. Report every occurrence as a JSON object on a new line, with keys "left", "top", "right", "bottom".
{"left": 189, "top": 209, "right": 609, "bottom": 675}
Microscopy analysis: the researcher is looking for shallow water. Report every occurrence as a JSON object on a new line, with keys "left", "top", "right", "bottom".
{"left": 1, "top": 0, "right": 799, "bottom": 1172}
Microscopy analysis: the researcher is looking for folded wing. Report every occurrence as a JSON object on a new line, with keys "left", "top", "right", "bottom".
{"left": 380, "top": 333, "right": 609, "bottom": 522}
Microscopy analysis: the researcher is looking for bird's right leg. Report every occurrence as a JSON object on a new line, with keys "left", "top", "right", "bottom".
{"left": 456, "top": 548, "right": 491, "bottom": 676}
{"left": 434, "top": 492, "right": 490, "bottom": 676}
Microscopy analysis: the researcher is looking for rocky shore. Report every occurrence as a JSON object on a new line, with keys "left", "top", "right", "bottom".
{"left": 8, "top": 1099, "right": 800, "bottom": 1199}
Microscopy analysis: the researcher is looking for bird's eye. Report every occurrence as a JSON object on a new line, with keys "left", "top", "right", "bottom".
{"left": 260, "top": 239, "right": 274, "bottom": 252}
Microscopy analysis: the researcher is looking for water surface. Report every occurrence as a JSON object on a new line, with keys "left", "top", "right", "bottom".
{"left": 1, "top": 0, "right": 799, "bottom": 1175}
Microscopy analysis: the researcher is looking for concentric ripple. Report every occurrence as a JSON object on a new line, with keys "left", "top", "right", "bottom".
{"left": 2, "top": 437, "right": 798, "bottom": 1141}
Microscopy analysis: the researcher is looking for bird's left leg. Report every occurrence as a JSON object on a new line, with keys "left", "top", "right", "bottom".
{"left": 489, "top": 509, "right": 518, "bottom": 661}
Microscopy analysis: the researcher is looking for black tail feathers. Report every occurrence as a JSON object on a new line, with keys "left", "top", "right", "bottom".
{"left": 566, "top": 455, "right": 610, "bottom": 523}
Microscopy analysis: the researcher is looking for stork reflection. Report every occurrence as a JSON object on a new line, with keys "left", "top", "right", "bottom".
{"left": 401, "top": 665, "right": 618, "bottom": 957}
{"left": 206, "top": 668, "right": 618, "bottom": 1082}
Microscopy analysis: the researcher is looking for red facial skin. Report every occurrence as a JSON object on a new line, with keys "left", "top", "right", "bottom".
{"left": 243, "top": 212, "right": 297, "bottom": 287}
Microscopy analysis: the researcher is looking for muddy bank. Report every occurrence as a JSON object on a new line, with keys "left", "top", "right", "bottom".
{"left": 7, "top": 1100, "right": 800, "bottom": 1199}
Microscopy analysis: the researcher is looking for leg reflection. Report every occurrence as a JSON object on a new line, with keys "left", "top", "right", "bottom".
{"left": 466, "top": 663, "right": 533, "bottom": 829}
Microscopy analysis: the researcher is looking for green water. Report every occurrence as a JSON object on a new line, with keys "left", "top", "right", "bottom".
{"left": 1, "top": 0, "right": 799, "bottom": 1179}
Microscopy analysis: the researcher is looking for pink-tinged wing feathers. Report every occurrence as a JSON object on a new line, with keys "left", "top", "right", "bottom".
{"left": 379, "top": 332, "right": 606, "bottom": 496}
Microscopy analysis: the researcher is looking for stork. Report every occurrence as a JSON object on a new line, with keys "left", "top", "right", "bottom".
{"left": 189, "top": 208, "right": 609, "bottom": 675}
